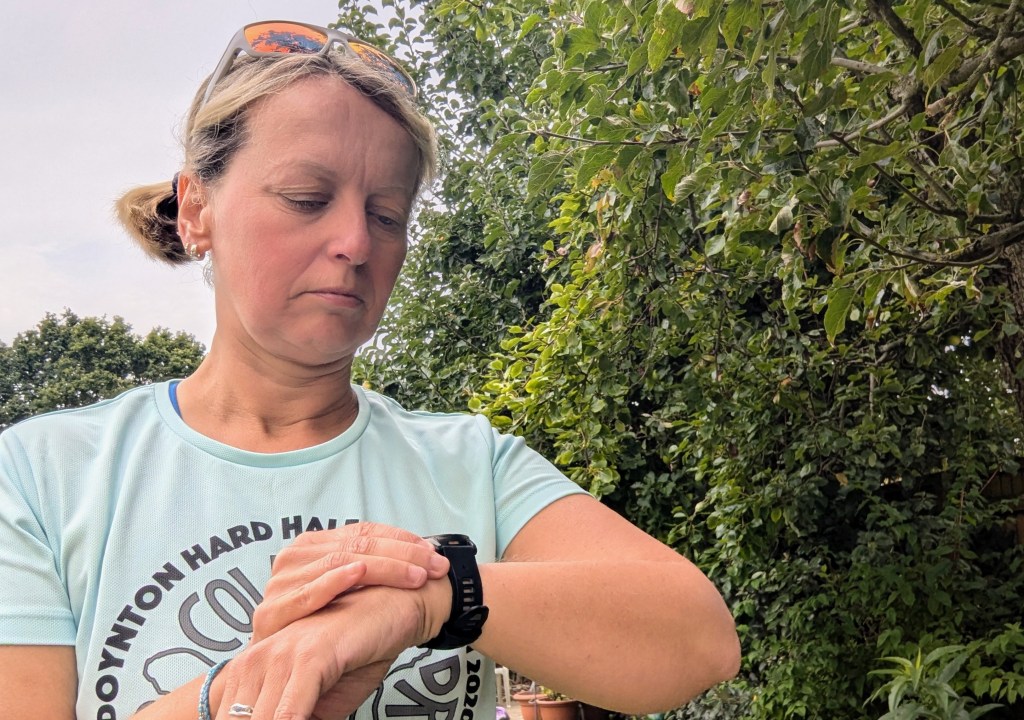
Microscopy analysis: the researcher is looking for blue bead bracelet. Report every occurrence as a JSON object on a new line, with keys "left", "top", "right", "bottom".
{"left": 199, "top": 659, "right": 230, "bottom": 720}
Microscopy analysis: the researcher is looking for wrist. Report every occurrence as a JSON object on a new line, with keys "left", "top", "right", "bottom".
{"left": 420, "top": 576, "right": 453, "bottom": 645}
{"left": 418, "top": 534, "right": 489, "bottom": 650}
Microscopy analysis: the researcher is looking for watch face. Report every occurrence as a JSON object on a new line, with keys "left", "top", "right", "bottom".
{"left": 429, "top": 534, "right": 476, "bottom": 551}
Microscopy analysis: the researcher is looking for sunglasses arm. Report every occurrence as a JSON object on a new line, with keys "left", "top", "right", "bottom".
{"left": 200, "top": 28, "right": 249, "bottom": 107}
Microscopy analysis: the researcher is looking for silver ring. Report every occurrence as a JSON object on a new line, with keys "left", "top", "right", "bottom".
{"left": 228, "top": 703, "right": 254, "bottom": 717}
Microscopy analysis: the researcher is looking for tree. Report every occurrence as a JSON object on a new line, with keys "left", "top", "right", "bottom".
{"left": 345, "top": 1, "right": 1024, "bottom": 716}
{"left": 0, "top": 311, "right": 205, "bottom": 430}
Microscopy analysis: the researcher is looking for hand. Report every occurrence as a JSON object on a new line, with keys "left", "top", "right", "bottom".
{"left": 253, "top": 523, "right": 449, "bottom": 643}
{"left": 214, "top": 581, "right": 452, "bottom": 720}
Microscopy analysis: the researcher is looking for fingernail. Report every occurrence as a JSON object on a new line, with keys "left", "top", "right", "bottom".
{"left": 430, "top": 554, "right": 448, "bottom": 573}
{"left": 408, "top": 565, "right": 427, "bottom": 583}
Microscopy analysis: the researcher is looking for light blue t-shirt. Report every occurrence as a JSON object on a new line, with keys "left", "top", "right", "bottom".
{"left": 0, "top": 381, "right": 585, "bottom": 719}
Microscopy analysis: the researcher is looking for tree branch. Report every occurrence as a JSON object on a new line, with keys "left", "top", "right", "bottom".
{"left": 945, "top": 220, "right": 1024, "bottom": 263}
{"left": 876, "top": 127, "right": 961, "bottom": 210}
{"left": 934, "top": 0, "right": 997, "bottom": 38}
{"left": 536, "top": 130, "right": 648, "bottom": 146}
{"left": 942, "top": 35, "right": 1024, "bottom": 88}
{"left": 932, "top": 0, "right": 1024, "bottom": 118}
{"left": 866, "top": 0, "right": 923, "bottom": 56}
{"left": 852, "top": 219, "right": 1012, "bottom": 268}
{"left": 815, "top": 102, "right": 910, "bottom": 148}
{"left": 778, "top": 55, "right": 890, "bottom": 75}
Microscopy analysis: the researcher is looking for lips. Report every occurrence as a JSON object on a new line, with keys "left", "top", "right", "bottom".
{"left": 306, "top": 287, "right": 364, "bottom": 307}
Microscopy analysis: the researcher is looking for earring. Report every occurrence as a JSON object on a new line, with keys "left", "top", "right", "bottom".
{"left": 185, "top": 243, "right": 206, "bottom": 260}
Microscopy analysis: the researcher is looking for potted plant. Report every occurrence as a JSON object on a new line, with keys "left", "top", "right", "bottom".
{"left": 512, "top": 684, "right": 580, "bottom": 720}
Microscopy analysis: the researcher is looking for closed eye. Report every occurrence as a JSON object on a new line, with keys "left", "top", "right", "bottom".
{"left": 370, "top": 210, "right": 407, "bottom": 231}
{"left": 282, "top": 195, "right": 328, "bottom": 212}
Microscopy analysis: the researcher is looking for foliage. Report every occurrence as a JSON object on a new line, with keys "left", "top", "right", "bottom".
{"left": 342, "top": 0, "right": 557, "bottom": 409}
{"left": 867, "top": 630, "right": 1024, "bottom": 720}
{"left": 0, "top": 310, "right": 205, "bottom": 430}
{"left": 344, "top": 0, "right": 1024, "bottom": 717}
{"left": 541, "top": 686, "right": 574, "bottom": 702}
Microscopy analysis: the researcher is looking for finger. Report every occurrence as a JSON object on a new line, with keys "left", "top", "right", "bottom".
{"left": 252, "top": 562, "right": 367, "bottom": 642}
{"left": 298, "top": 522, "right": 444, "bottom": 573}
{"left": 212, "top": 665, "right": 255, "bottom": 720}
{"left": 274, "top": 664, "right": 323, "bottom": 720}
{"left": 215, "top": 649, "right": 287, "bottom": 720}
{"left": 290, "top": 521, "right": 428, "bottom": 548}
{"left": 271, "top": 538, "right": 447, "bottom": 588}
{"left": 266, "top": 551, "right": 445, "bottom": 606}
{"left": 288, "top": 532, "right": 442, "bottom": 576}
{"left": 249, "top": 667, "right": 288, "bottom": 720}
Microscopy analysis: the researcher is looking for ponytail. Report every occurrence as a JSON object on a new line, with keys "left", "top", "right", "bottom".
{"left": 115, "top": 180, "right": 190, "bottom": 265}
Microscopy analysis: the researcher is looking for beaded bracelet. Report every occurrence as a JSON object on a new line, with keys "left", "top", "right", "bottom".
{"left": 198, "top": 659, "right": 230, "bottom": 720}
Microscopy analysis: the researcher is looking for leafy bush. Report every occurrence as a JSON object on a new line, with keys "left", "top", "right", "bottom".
{"left": 346, "top": 0, "right": 1024, "bottom": 717}
{"left": 867, "top": 626, "right": 1024, "bottom": 720}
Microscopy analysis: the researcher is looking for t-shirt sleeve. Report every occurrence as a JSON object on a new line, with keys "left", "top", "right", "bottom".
{"left": 0, "top": 431, "right": 76, "bottom": 645}
{"left": 486, "top": 421, "right": 589, "bottom": 558}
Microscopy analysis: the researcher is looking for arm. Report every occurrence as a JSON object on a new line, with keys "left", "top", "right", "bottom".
{"left": 234, "top": 494, "right": 738, "bottom": 715}
{"left": 0, "top": 646, "right": 77, "bottom": 719}
{"left": 474, "top": 493, "right": 740, "bottom": 713}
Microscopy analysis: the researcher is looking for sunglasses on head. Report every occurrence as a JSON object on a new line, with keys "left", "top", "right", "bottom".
{"left": 200, "top": 20, "right": 418, "bottom": 108}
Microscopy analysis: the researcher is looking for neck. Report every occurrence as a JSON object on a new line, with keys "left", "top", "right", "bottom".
{"left": 175, "top": 337, "right": 361, "bottom": 453}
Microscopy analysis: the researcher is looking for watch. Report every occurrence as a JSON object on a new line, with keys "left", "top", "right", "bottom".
{"left": 420, "top": 534, "right": 490, "bottom": 650}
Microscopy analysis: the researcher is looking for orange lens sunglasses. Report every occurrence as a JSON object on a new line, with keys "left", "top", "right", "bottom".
{"left": 200, "top": 20, "right": 418, "bottom": 107}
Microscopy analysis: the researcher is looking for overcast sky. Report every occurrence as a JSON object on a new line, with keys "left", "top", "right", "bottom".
{"left": 0, "top": 0, "right": 354, "bottom": 350}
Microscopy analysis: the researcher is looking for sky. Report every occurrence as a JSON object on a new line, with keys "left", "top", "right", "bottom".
{"left": 0, "top": 0, "right": 353, "bottom": 350}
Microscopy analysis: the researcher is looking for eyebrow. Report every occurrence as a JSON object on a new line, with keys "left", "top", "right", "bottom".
{"left": 271, "top": 159, "right": 416, "bottom": 198}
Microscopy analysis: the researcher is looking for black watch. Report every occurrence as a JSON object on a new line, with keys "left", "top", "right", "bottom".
{"left": 419, "top": 534, "right": 490, "bottom": 650}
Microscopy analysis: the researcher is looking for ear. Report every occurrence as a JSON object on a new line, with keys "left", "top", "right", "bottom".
{"left": 176, "top": 173, "right": 213, "bottom": 254}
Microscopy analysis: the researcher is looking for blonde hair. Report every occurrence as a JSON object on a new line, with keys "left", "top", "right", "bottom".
{"left": 117, "top": 52, "right": 437, "bottom": 265}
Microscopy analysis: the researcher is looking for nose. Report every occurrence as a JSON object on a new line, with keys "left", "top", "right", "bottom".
{"left": 325, "top": 197, "right": 372, "bottom": 265}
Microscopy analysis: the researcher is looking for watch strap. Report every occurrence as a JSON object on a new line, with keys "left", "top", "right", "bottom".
{"left": 420, "top": 534, "right": 489, "bottom": 650}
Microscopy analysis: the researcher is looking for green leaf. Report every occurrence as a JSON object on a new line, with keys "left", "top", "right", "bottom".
{"left": 721, "top": 0, "right": 752, "bottom": 49}
{"left": 824, "top": 286, "right": 856, "bottom": 344}
{"left": 565, "top": 26, "right": 602, "bottom": 59}
{"left": 626, "top": 45, "right": 648, "bottom": 75}
{"left": 674, "top": 171, "right": 703, "bottom": 202}
{"left": 648, "top": 4, "right": 687, "bottom": 71}
{"left": 705, "top": 235, "right": 727, "bottom": 256}
{"left": 577, "top": 145, "right": 619, "bottom": 187}
{"left": 923, "top": 45, "right": 961, "bottom": 88}
{"left": 660, "top": 149, "right": 687, "bottom": 200}
{"left": 798, "top": 4, "right": 836, "bottom": 83}
{"left": 518, "top": 13, "right": 544, "bottom": 41}
{"left": 770, "top": 198, "right": 797, "bottom": 234}
{"left": 527, "top": 152, "right": 567, "bottom": 198}
{"left": 851, "top": 141, "right": 904, "bottom": 169}
{"left": 803, "top": 87, "right": 836, "bottom": 116}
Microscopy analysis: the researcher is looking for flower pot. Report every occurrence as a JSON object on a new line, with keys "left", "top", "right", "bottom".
{"left": 513, "top": 693, "right": 580, "bottom": 720}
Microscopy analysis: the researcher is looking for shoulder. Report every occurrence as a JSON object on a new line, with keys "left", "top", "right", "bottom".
{"left": 360, "top": 387, "right": 496, "bottom": 448}
{"left": 357, "top": 387, "right": 570, "bottom": 483}
{"left": 0, "top": 383, "right": 164, "bottom": 462}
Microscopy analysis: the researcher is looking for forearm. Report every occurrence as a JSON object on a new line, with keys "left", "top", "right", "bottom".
{"left": 474, "top": 559, "right": 739, "bottom": 713}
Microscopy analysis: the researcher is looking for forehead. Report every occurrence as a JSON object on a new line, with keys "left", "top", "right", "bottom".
{"left": 241, "top": 76, "right": 420, "bottom": 193}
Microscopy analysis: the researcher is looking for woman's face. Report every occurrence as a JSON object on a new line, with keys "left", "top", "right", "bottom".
{"left": 186, "top": 76, "right": 420, "bottom": 368}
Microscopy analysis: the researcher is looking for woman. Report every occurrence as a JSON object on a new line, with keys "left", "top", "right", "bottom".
{"left": 0, "top": 21, "right": 739, "bottom": 720}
